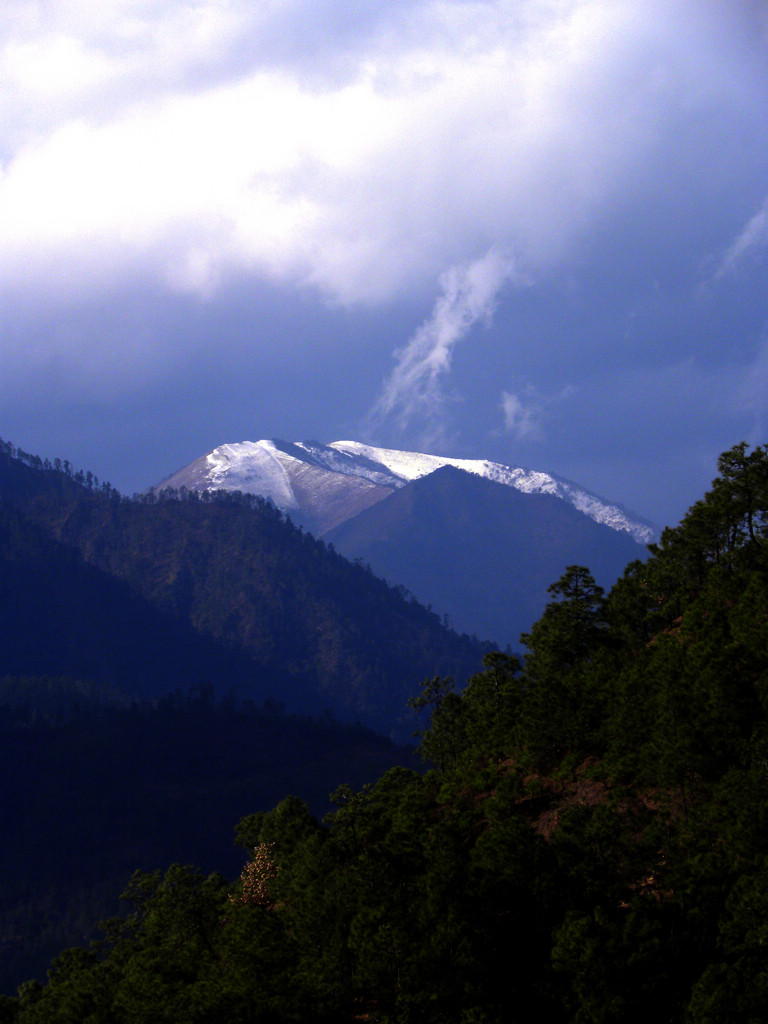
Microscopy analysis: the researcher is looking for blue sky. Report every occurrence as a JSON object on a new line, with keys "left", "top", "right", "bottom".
{"left": 2, "top": 0, "right": 767, "bottom": 528}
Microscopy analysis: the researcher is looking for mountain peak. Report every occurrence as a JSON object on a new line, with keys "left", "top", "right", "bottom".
{"left": 156, "top": 439, "right": 657, "bottom": 545}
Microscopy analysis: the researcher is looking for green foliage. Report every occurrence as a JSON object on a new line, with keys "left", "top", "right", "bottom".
{"left": 460, "top": 651, "right": 523, "bottom": 758}
{"left": 7, "top": 440, "right": 768, "bottom": 1022}
{"left": 408, "top": 675, "right": 466, "bottom": 769}
{"left": 522, "top": 565, "right": 609, "bottom": 672}
{"left": 517, "top": 565, "right": 610, "bottom": 766}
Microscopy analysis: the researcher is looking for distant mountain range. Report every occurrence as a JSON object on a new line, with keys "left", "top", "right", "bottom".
{"left": 157, "top": 439, "right": 657, "bottom": 542}
{"left": 0, "top": 439, "right": 485, "bottom": 739}
{"left": 157, "top": 439, "right": 655, "bottom": 644}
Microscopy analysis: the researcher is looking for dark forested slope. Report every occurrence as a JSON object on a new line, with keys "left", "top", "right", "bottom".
{"left": 0, "top": 438, "right": 481, "bottom": 992}
{"left": 0, "top": 501, "right": 264, "bottom": 698}
{"left": 0, "top": 440, "right": 487, "bottom": 735}
{"left": 0, "top": 689, "right": 416, "bottom": 995}
{"left": 5, "top": 442, "right": 766, "bottom": 1024}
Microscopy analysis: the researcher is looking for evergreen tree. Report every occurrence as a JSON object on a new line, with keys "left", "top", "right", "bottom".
{"left": 518, "top": 566, "right": 609, "bottom": 766}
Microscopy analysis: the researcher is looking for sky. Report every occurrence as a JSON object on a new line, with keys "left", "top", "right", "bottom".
{"left": 2, "top": 0, "right": 768, "bottom": 529}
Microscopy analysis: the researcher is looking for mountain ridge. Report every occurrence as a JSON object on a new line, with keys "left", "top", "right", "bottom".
{"left": 155, "top": 438, "right": 658, "bottom": 544}
{"left": 156, "top": 437, "right": 654, "bottom": 644}
{"left": 326, "top": 464, "right": 645, "bottom": 645}
{"left": 0, "top": 438, "right": 487, "bottom": 738}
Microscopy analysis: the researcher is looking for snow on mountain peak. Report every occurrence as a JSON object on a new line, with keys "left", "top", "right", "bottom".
{"left": 204, "top": 440, "right": 300, "bottom": 509}
{"left": 329, "top": 441, "right": 656, "bottom": 545}
{"left": 161, "top": 438, "right": 656, "bottom": 546}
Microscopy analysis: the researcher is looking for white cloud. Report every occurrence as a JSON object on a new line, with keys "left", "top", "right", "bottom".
{"left": 369, "top": 249, "right": 521, "bottom": 444}
{"left": 715, "top": 195, "right": 768, "bottom": 280}
{"left": 500, "top": 382, "right": 577, "bottom": 442}
{"left": 501, "top": 388, "right": 544, "bottom": 441}
{"left": 2, "top": 0, "right": 764, "bottom": 315}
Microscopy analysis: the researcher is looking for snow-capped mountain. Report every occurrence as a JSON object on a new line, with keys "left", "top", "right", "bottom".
{"left": 155, "top": 438, "right": 656, "bottom": 645}
{"left": 156, "top": 438, "right": 656, "bottom": 544}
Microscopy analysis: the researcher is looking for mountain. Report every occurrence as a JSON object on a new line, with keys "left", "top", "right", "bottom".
{"left": 1, "top": 438, "right": 442, "bottom": 990}
{"left": 326, "top": 465, "right": 646, "bottom": 645}
{"left": 157, "top": 438, "right": 656, "bottom": 542}
{"left": 158, "top": 438, "right": 655, "bottom": 644}
{"left": 157, "top": 439, "right": 397, "bottom": 533}
{"left": 11, "top": 442, "right": 768, "bottom": 1022}
{"left": 0, "top": 500, "right": 266, "bottom": 699}
{"left": 0, "top": 439, "right": 486, "bottom": 738}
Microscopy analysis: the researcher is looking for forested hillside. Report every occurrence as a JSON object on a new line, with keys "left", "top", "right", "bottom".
{"left": 0, "top": 439, "right": 487, "bottom": 736}
{"left": 0, "top": 500, "right": 262, "bottom": 698}
{"left": 0, "top": 688, "right": 415, "bottom": 993}
{"left": 0, "top": 437, "right": 480, "bottom": 991}
{"left": 3, "top": 442, "right": 767, "bottom": 1022}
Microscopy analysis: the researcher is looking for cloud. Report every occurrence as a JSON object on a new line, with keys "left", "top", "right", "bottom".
{"left": 500, "top": 383, "right": 578, "bottom": 442}
{"left": 501, "top": 389, "right": 544, "bottom": 442}
{"left": 2, "top": 0, "right": 765, "bottom": 318}
{"left": 2, "top": 0, "right": 768, "bottom": 514}
{"left": 715, "top": 195, "right": 768, "bottom": 280}
{"left": 368, "top": 249, "right": 521, "bottom": 445}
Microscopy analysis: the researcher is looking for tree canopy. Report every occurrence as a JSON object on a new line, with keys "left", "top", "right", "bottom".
{"left": 3, "top": 442, "right": 768, "bottom": 1023}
